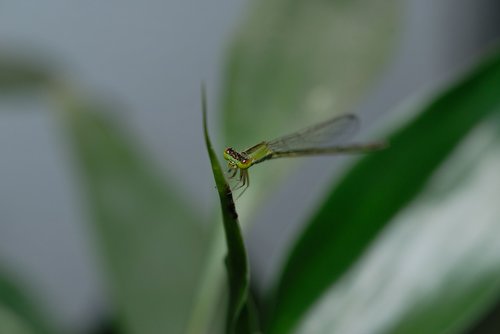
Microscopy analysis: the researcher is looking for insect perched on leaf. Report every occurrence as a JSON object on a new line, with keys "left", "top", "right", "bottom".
{"left": 223, "top": 114, "right": 387, "bottom": 197}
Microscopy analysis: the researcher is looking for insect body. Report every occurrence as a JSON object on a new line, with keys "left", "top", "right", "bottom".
{"left": 223, "top": 114, "right": 387, "bottom": 196}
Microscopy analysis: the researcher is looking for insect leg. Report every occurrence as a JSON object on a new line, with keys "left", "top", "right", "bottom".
{"left": 235, "top": 170, "right": 249, "bottom": 199}
{"left": 233, "top": 169, "right": 246, "bottom": 190}
{"left": 227, "top": 165, "right": 238, "bottom": 179}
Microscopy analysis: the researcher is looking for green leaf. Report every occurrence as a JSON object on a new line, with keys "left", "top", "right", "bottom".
{"left": 202, "top": 86, "right": 253, "bottom": 333}
{"left": 297, "top": 115, "right": 500, "bottom": 334}
{"left": 222, "top": 0, "right": 399, "bottom": 149}
{"left": 0, "top": 54, "right": 52, "bottom": 93}
{"left": 57, "top": 91, "right": 208, "bottom": 334}
{"left": 269, "top": 50, "right": 500, "bottom": 333}
{"left": 0, "top": 306, "right": 37, "bottom": 334}
{"left": 465, "top": 293, "right": 500, "bottom": 333}
{"left": 0, "top": 272, "right": 55, "bottom": 334}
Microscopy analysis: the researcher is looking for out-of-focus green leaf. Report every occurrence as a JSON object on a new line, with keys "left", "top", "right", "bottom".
{"left": 222, "top": 0, "right": 399, "bottom": 149}
{"left": 0, "top": 54, "right": 52, "bottom": 93}
{"left": 269, "top": 50, "right": 500, "bottom": 333}
{"left": 0, "top": 272, "right": 54, "bottom": 334}
{"left": 202, "top": 87, "right": 253, "bottom": 334}
{"left": 297, "top": 116, "right": 500, "bottom": 334}
{"left": 56, "top": 91, "right": 207, "bottom": 334}
{"left": 465, "top": 295, "right": 500, "bottom": 334}
{"left": 0, "top": 305, "right": 37, "bottom": 334}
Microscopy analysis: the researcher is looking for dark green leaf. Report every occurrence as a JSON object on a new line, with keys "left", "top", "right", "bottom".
{"left": 269, "top": 50, "right": 500, "bottom": 333}
{"left": 466, "top": 294, "right": 500, "bottom": 334}
{"left": 297, "top": 118, "right": 500, "bottom": 333}
{"left": 0, "top": 54, "right": 52, "bottom": 93}
{"left": 0, "top": 271, "right": 54, "bottom": 334}
{"left": 202, "top": 86, "right": 252, "bottom": 333}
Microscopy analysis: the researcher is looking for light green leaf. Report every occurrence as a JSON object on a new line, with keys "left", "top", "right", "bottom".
{"left": 57, "top": 91, "right": 208, "bottom": 334}
{"left": 0, "top": 305, "right": 37, "bottom": 334}
{"left": 222, "top": 0, "right": 399, "bottom": 149}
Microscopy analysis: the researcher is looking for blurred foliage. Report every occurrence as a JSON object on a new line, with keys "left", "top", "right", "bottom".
{"left": 1, "top": 1, "right": 500, "bottom": 334}
{"left": 295, "top": 112, "right": 500, "bottom": 334}
{"left": 0, "top": 306, "right": 37, "bottom": 334}
{"left": 220, "top": 0, "right": 399, "bottom": 214}
{"left": 0, "top": 272, "right": 53, "bottom": 334}
{"left": 57, "top": 91, "right": 208, "bottom": 334}
{"left": 0, "top": 56, "right": 58, "bottom": 334}
{"left": 222, "top": 0, "right": 398, "bottom": 148}
{"left": 467, "top": 298, "right": 500, "bottom": 333}
{"left": 0, "top": 53, "right": 52, "bottom": 93}
{"left": 268, "top": 51, "right": 500, "bottom": 333}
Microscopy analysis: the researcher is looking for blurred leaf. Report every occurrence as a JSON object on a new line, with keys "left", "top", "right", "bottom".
{"left": 465, "top": 293, "right": 500, "bottom": 334}
{"left": 0, "top": 272, "right": 54, "bottom": 334}
{"left": 88, "top": 315, "right": 121, "bottom": 334}
{"left": 202, "top": 87, "right": 253, "bottom": 333}
{"left": 222, "top": 0, "right": 399, "bottom": 148}
{"left": 297, "top": 115, "right": 500, "bottom": 334}
{"left": 0, "top": 54, "right": 52, "bottom": 93}
{"left": 0, "top": 305, "right": 37, "bottom": 334}
{"left": 57, "top": 91, "right": 208, "bottom": 334}
{"left": 269, "top": 50, "right": 500, "bottom": 333}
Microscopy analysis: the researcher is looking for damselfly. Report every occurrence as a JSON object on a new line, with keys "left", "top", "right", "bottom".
{"left": 223, "top": 114, "right": 387, "bottom": 197}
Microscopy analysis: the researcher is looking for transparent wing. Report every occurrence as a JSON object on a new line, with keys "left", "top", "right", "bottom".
{"left": 266, "top": 114, "right": 359, "bottom": 152}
